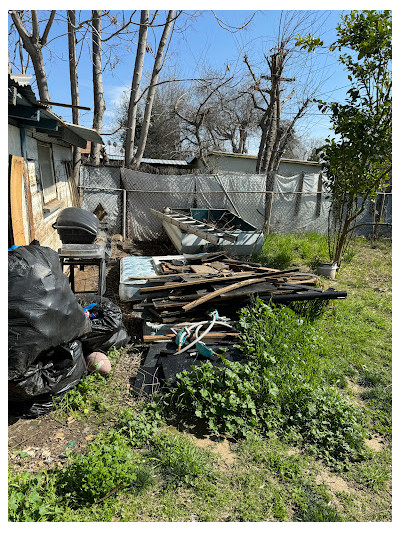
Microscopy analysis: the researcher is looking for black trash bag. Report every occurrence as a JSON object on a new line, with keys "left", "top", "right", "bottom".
{"left": 8, "top": 245, "right": 91, "bottom": 381}
{"left": 8, "top": 339, "right": 87, "bottom": 418}
{"left": 78, "top": 295, "right": 130, "bottom": 354}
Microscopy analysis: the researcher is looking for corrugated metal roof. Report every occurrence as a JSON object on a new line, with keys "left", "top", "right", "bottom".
{"left": 8, "top": 74, "right": 103, "bottom": 146}
{"left": 207, "top": 151, "right": 321, "bottom": 166}
{"left": 104, "top": 145, "right": 191, "bottom": 165}
{"left": 9, "top": 73, "right": 33, "bottom": 87}
{"left": 63, "top": 123, "right": 103, "bottom": 145}
{"left": 141, "top": 158, "right": 189, "bottom": 166}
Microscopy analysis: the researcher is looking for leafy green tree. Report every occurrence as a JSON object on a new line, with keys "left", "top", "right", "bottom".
{"left": 297, "top": 10, "right": 392, "bottom": 265}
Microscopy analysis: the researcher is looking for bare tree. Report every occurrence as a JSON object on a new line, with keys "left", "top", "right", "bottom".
{"left": 124, "top": 10, "right": 149, "bottom": 167}
{"left": 131, "top": 10, "right": 178, "bottom": 169}
{"left": 243, "top": 11, "right": 323, "bottom": 173}
{"left": 206, "top": 85, "right": 261, "bottom": 154}
{"left": 67, "top": 10, "right": 81, "bottom": 181}
{"left": 90, "top": 10, "right": 106, "bottom": 165}
{"left": 9, "top": 10, "right": 56, "bottom": 102}
{"left": 174, "top": 74, "right": 233, "bottom": 168}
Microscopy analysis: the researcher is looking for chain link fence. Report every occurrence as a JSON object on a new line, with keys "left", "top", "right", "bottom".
{"left": 79, "top": 165, "right": 392, "bottom": 241}
{"left": 79, "top": 165, "right": 123, "bottom": 235}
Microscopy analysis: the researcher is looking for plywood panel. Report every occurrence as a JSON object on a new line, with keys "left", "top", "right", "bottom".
{"left": 9, "top": 155, "right": 26, "bottom": 246}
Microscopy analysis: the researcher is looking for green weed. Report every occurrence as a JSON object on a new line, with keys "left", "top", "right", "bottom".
{"left": 55, "top": 373, "right": 109, "bottom": 416}
{"left": 293, "top": 481, "right": 344, "bottom": 522}
{"left": 149, "top": 430, "right": 217, "bottom": 487}
{"left": 164, "top": 300, "right": 366, "bottom": 465}
{"left": 259, "top": 233, "right": 330, "bottom": 269}
{"left": 58, "top": 429, "right": 155, "bottom": 505}
{"left": 8, "top": 470, "right": 64, "bottom": 522}
{"left": 116, "top": 401, "right": 164, "bottom": 447}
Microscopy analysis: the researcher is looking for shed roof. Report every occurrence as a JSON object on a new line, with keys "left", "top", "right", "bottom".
{"left": 8, "top": 75, "right": 103, "bottom": 147}
{"left": 193, "top": 151, "right": 321, "bottom": 167}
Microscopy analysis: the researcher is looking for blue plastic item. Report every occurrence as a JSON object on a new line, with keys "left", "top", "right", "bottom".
{"left": 175, "top": 327, "right": 190, "bottom": 351}
{"left": 196, "top": 341, "right": 216, "bottom": 358}
{"left": 83, "top": 303, "right": 98, "bottom": 312}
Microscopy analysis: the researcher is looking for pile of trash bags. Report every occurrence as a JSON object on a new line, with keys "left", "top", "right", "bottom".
{"left": 8, "top": 245, "right": 130, "bottom": 417}
{"left": 78, "top": 295, "right": 130, "bottom": 354}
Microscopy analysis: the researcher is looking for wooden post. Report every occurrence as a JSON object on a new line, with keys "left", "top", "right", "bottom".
{"left": 9, "top": 155, "right": 27, "bottom": 246}
{"left": 265, "top": 192, "right": 274, "bottom": 235}
{"left": 316, "top": 172, "right": 323, "bottom": 217}
{"left": 294, "top": 172, "right": 304, "bottom": 217}
{"left": 264, "top": 171, "right": 275, "bottom": 235}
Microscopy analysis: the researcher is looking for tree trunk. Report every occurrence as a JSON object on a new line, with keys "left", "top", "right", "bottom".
{"left": 132, "top": 10, "right": 176, "bottom": 169}
{"left": 90, "top": 10, "right": 106, "bottom": 166}
{"left": 124, "top": 10, "right": 149, "bottom": 167}
{"left": 68, "top": 10, "right": 81, "bottom": 183}
{"left": 9, "top": 10, "right": 54, "bottom": 103}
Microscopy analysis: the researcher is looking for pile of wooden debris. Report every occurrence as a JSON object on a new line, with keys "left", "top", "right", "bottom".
{"left": 130, "top": 252, "right": 346, "bottom": 396}
{"left": 131, "top": 252, "right": 346, "bottom": 339}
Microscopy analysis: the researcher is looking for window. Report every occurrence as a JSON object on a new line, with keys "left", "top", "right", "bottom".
{"left": 37, "top": 142, "right": 57, "bottom": 204}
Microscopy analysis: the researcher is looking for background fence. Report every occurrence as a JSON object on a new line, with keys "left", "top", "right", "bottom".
{"left": 79, "top": 165, "right": 392, "bottom": 241}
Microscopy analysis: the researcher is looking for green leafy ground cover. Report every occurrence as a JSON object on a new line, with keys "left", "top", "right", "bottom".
{"left": 9, "top": 235, "right": 392, "bottom": 522}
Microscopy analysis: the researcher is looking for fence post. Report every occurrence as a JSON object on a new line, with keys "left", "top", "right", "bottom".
{"left": 122, "top": 188, "right": 127, "bottom": 240}
{"left": 264, "top": 171, "right": 275, "bottom": 235}
{"left": 265, "top": 191, "right": 274, "bottom": 235}
{"left": 294, "top": 172, "right": 304, "bottom": 217}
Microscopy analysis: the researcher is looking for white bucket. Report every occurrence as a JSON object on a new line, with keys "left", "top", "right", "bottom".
{"left": 317, "top": 262, "right": 338, "bottom": 280}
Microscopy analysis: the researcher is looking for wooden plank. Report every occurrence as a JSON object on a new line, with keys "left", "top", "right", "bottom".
{"left": 139, "top": 271, "right": 263, "bottom": 293}
{"left": 22, "top": 161, "right": 35, "bottom": 242}
{"left": 143, "top": 332, "right": 239, "bottom": 343}
{"left": 190, "top": 264, "right": 219, "bottom": 275}
{"left": 223, "top": 259, "right": 280, "bottom": 273}
{"left": 9, "top": 155, "right": 26, "bottom": 246}
{"left": 140, "top": 268, "right": 300, "bottom": 294}
{"left": 183, "top": 276, "right": 270, "bottom": 312}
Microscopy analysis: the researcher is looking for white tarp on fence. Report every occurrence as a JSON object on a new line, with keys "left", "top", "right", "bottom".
{"left": 195, "top": 174, "right": 267, "bottom": 230}
{"left": 121, "top": 168, "right": 196, "bottom": 241}
{"left": 120, "top": 169, "right": 333, "bottom": 240}
{"left": 270, "top": 173, "right": 331, "bottom": 234}
{"left": 80, "top": 167, "right": 391, "bottom": 241}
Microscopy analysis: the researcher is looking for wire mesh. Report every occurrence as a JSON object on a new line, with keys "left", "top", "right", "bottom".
{"left": 80, "top": 165, "right": 123, "bottom": 235}
{"left": 79, "top": 166, "right": 392, "bottom": 241}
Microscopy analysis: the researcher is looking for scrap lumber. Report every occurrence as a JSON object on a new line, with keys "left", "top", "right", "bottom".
{"left": 182, "top": 276, "right": 271, "bottom": 311}
{"left": 139, "top": 271, "right": 265, "bottom": 293}
{"left": 130, "top": 256, "right": 346, "bottom": 331}
{"left": 143, "top": 332, "right": 239, "bottom": 343}
{"left": 140, "top": 268, "right": 300, "bottom": 294}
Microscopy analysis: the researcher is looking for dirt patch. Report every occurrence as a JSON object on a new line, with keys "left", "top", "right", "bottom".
{"left": 8, "top": 347, "right": 142, "bottom": 475}
{"left": 190, "top": 435, "right": 237, "bottom": 470}
{"left": 346, "top": 378, "right": 368, "bottom": 409}
{"left": 365, "top": 435, "right": 385, "bottom": 452}
{"left": 315, "top": 471, "right": 353, "bottom": 494}
{"left": 8, "top": 413, "right": 98, "bottom": 474}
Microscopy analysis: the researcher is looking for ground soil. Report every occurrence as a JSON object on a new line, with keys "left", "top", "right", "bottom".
{"left": 8, "top": 235, "right": 177, "bottom": 474}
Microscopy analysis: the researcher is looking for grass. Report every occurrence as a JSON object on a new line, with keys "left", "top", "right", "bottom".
{"left": 8, "top": 234, "right": 392, "bottom": 522}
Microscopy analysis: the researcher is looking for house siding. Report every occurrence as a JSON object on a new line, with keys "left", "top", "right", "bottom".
{"left": 8, "top": 124, "right": 74, "bottom": 251}
{"left": 194, "top": 152, "right": 321, "bottom": 177}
